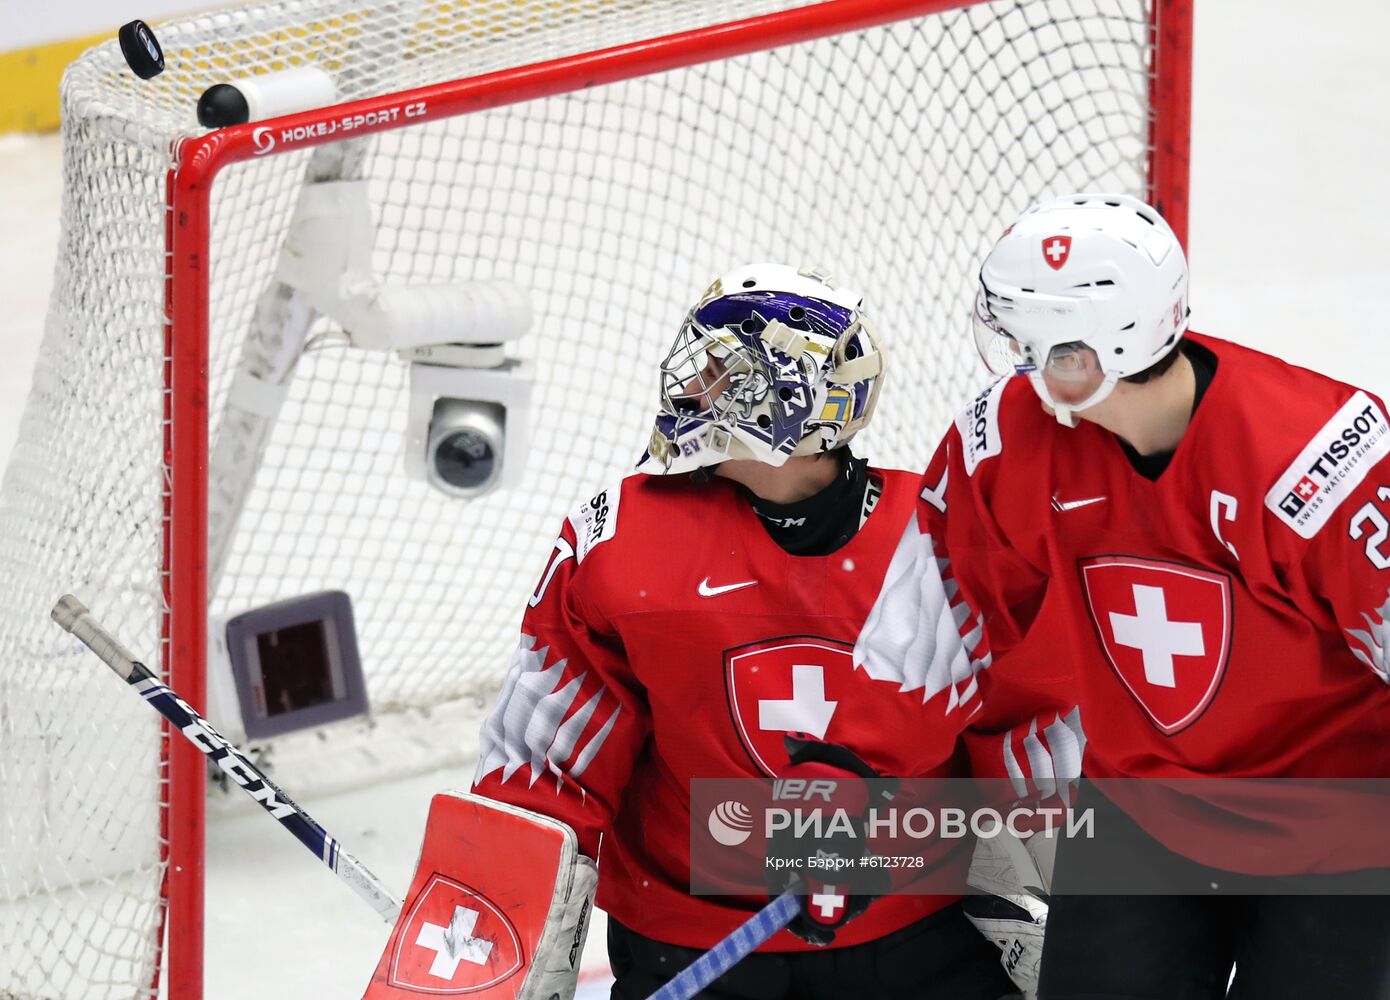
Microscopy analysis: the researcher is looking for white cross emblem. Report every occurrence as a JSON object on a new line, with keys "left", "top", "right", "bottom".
{"left": 1296, "top": 478, "right": 1319, "bottom": 498}
{"left": 811, "top": 885, "right": 845, "bottom": 919}
{"left": 415, "top": 905, "right": 494, "bottom": 980}
{"left": 1109, "top": 585, "right": 1205, "bottom": 688}
{"left": 1045, "top": 238, "right": 1068, "bottom": 262}
{"left": 758, "top": 664, "right": 838, "bottom": 739}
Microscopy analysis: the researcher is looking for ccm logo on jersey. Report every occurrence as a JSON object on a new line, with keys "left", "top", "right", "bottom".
{"left": 956, "top": 379, "right": 1006, "bottom": 476}
{"left": 569, "top": 481, "right": 622, "bottom": 562}
{"left": 1265, "top": 391, "right": 1390, "bottom": 539}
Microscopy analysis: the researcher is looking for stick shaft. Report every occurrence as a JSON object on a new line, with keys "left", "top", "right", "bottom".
{"left": 644, "top": 890, "right": 800, "bottom": 1000}
{"left": 52, "top": 595, "right": 401, "bottom": 922}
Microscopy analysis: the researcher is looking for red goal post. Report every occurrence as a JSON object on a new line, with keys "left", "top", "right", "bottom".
{"left": 2, "top": 1, "right": 1189, "bottom": 997}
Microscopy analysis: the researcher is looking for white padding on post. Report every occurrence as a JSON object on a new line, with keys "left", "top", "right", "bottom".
{"left": 226, "top": 368, "right": 292, "bottom": 419}
{"left": 274, "top": 179, "right": 533, "bottom": 351}
{"left": 275, "top": 179, "right": 376, "bottom": 298}
{"left": 352, "top": 281, "right": 533, "bottom": 351}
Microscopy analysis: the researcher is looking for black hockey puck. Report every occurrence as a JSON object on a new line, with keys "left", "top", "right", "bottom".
{"left": 197, "top": 84, "right": 250, "bottom": 128}
{"left": 118, "top": 20, "right": 165, "bottom": 80}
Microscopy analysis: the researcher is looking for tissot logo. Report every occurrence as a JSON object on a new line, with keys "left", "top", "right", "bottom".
{"left": 956, "top": 379, "right": 1005, "bottom": 475}
{"left": 969, "top": 394, "right": 990, "bottom": 454}
{"left": 1278, "top": 492, "right": 1305, "bottom": 517}
{"left": 1278, "top": 475, "right": 1322, "bottom": 516}
{"left": 587, "top": 492, "right": 610, "bottom": 541}
{"left": 571, "top": 480, "right": 621, "bottom": 561}
{"left": 1265, "top": 392, "right": 1390, "bottom": 538}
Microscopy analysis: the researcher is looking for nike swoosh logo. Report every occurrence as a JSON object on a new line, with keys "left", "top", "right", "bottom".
{"left": 698, "top": 577, "right": 758, "bottom": 598}
{"left": 1051, "top": 495, "right": 1107, "bottom": 512}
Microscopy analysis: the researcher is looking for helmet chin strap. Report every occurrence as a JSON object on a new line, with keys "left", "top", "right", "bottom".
{"left": 1027, "top": 370, "right": 1119, "bottom": 428}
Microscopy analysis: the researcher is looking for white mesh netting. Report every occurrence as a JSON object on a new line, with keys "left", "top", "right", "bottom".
{"left": 0, "top": 1, "right": 1160, "bottom": 995}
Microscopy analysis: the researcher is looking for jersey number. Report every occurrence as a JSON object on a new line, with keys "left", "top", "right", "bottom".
{"left": 920, "top": 465, "right": 948, "bottom": 514}
{"left": 529, "top": 536, "right": 576, "bottom": 607}
{"left": 1349, "top": 486, "right": 1390, "bottom": 570}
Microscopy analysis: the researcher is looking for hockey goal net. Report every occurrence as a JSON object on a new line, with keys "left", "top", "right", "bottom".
{"left": 0, "top": 0, "right": 1188, "bottom": 996}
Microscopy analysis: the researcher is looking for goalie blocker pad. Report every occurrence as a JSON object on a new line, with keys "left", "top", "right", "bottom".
{"left": 363, "top": 791, "right": 597, "bottom": 999}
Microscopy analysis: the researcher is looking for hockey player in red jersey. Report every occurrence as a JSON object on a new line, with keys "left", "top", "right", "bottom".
{"left": 869, "top": 193, "right": 1390, "bottom": 997}
{"left": 467, "top": 264, "right": 1074, "bottom": 999}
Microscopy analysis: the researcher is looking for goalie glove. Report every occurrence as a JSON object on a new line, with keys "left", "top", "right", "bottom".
{"left": 765, "top": 734, "right": 898, "bottom": 946}
{"left": 364, "top": 792, "right": 596, "bottom": 1000}
{"left": 962, "top": 829, "right": 1054, "bottom": 997}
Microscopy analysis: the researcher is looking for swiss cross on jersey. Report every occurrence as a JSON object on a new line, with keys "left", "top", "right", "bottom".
{"left": 726, "top": 636, "right": 854, "bottom": 776}
{"left": 385, "top": 873, "right": 524, "bottom": 993}
{"left": 1042, "top": 234, "right": 1072, "bottom": 270}
{"left": 1079, "top": 556, "right": 1233, "bottom": 736}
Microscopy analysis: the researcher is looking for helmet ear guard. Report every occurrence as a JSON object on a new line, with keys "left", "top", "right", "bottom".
{"left": 823, "top": 315, "right": 885, "bottom": 439}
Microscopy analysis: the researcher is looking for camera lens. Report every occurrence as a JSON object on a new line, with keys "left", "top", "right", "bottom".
{"left": 433, "top": 428, "right": 497, "bottom": 491}
{"left": 424, "top": 398, "right": 507, "bottom": 498}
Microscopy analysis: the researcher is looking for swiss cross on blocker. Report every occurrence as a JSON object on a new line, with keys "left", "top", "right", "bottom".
{"left": 416, "top": 905, "right": 493, "bottom": 978}
{"left": 366, "top": 793, "right": 582, "bottom": 1000}
{"left": 1042, "top": 234, "right": 1072, "bottom": 270}
{"left": 1079, "top": 556, "right": 1233, "bottom": 735}
{"left": 726, "top": 637, "right": 852, "bottom": 776}
{"left": 387, "top": 874, "right": 522, "bottom": 993}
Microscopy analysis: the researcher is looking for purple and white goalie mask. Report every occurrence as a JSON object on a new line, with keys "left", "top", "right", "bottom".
{"left": 637, "top": 263, "right": 884, "bottom": 476}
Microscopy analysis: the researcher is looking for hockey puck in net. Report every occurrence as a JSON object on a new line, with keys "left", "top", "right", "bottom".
{"left": 118, "top": 20, "right": 165, "bottom": 80}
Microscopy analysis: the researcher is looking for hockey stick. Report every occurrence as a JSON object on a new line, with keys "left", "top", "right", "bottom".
{"left": 51, "top": 595, "right": 402, "bottom": 922}
{"left": 645, "top": 889, "right": 801, "bottom": 1000}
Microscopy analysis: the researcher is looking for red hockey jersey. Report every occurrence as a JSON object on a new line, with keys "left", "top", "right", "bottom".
{"left": 472, "top": 467, "right": 1076, "bottom": 950}
{"left": 863, "top": 333, "right": 1390, "bottom": 872}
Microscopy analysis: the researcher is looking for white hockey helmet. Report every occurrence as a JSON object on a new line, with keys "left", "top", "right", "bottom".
{"left": 636, "top": 263, "right": 885, "bottom": 476}
{"left": 972, "top": 193, "right": 1189, "bottom": 425}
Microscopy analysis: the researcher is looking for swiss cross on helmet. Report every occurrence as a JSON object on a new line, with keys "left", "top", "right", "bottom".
{"left": 637, "top": 264, "right": 885, "bottom": 475}
{"left": 1041, "top": 234, "right": 1072, "bottom": 270}
{"left": 973, "top": 193, "right": 1190, "bottom": 426}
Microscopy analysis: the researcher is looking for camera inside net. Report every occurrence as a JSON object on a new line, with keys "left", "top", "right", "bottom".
{"left": 404, "top": 345, "right": 534, "bottom": 499}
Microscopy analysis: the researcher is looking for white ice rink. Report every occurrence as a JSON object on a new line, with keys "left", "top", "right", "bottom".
{"left": 1, "top": 2, "right": 1388, "bottom": 997}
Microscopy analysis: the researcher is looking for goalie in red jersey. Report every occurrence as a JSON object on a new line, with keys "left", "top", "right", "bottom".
{"left": 865, "top": 193, "right": 1390, "bottom": 997}
{"left": 464, "top": 264, "right": 1075, "bottom": 1000}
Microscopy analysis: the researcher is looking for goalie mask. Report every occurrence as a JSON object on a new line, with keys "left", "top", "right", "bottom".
{"left": 972, "top": 193, "right": 1189, "bottom": 426}
{"left": 636, "top": 264, "right": 884, "bottom": 476}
